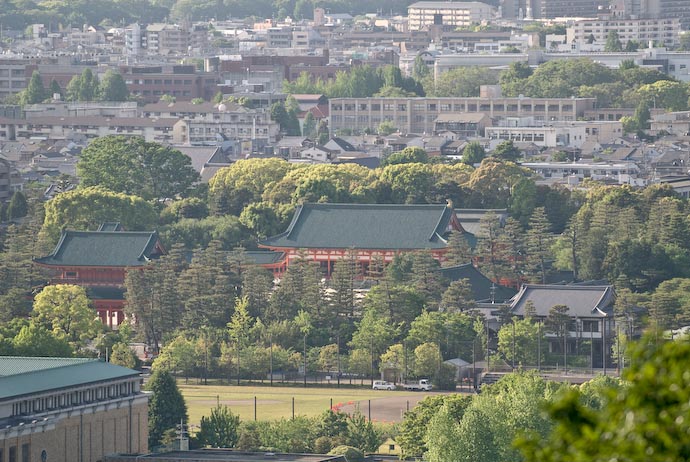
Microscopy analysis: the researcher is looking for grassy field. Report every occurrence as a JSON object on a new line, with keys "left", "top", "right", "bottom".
{"left": 178, "top": 380, "right": 423, "bottom": 426}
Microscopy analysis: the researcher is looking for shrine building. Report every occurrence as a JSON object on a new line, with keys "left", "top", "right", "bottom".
{"left": 33, "top": 223, "right": 165, "bottom": 328}
{"left": 258, "top": 203, "right": 463, "bottom": 276}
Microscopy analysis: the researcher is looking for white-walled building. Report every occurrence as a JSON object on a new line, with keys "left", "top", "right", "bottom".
{"left": 407, "top": 1, "right": 496, "bottom": 31}
{"left": 566, "top": 17, "right": 680, "bottom": 48}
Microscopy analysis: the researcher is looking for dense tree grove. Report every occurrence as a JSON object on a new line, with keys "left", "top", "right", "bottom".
{"left": 499, "top": 58, "right": 683, "bottom": 110}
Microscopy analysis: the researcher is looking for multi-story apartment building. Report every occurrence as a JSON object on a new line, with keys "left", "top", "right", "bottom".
{"left": 0, "top": 116, "right": 177, "bottom": 143}
{"left": 567, "top": 17, "right": 680, "bottom": 48}
{"left": 144, "top": 23, "right": 189, "bottom": 55}
{"left": 611, "top": 0, "right": 690, "bottom": 28}
{"left": 0, "top": 60, "right": 29, "bottom": 101}
{"left": 500, "top": 0, "right": 605, "bottom": 19}
{"left": 329, "top": 97, "right": 596, "bottom": 135}
{"left": 120, "top": 65, "right": 219, "bottom": 103}
{"left": 407, "top": 1, "right": 496, "bottom": 31}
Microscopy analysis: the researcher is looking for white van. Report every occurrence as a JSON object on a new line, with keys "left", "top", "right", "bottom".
{"left": 372, "top": 380, "right": 396, "bottom": 390}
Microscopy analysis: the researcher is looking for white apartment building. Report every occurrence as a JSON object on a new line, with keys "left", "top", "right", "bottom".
{"left": 407, "top": 1, "right": 496, "bottom": 31}
{"left": 486, "top": 124, "right": 588, "bottom": 149}
{"left": 567, "top": 17, "right": 680, "bottom": 48}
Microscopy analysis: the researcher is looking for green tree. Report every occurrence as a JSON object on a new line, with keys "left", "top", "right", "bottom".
{"left": 429, "top": 66, "right": 498, "bottom": 97}
{"left": 49, "top": 79, "right": 62, "bottom": 99}
{"left": 413, "top": 55, "right": 431, "bottom": 81}
{"left": 41, "top": 186, "right": 157, "bottom": 243}
{"left": 228, "top": 296, "right": 253, "bottom": 382}
{"left": 77, "top": 136, "right": 199, "bottom": 201}
{"left": 196, "top": 404, "right": 240, "bottom": 448}
{"left": 444, "top": 230, "right": 473, "bottom": 266}
{"left": 382, "top": 147, "right": 429, "bottom": 166}
{"left": 497, "top": 317, "right": 541, "bottom": 366}
{"left": 32, "top": 284, "right": 102, "bottom": 349}
{"left": 110, "top": 342, "right": 139, "bottom": 369}
{"left": 413, "top": 342, "right": 442, "bottom": 378}
{"left": 22, "top": 70, "right": 45, "bottom": 105}
{"left": 440, "top": 279, "right": 475, "bottom": 313}
{"left": 517, "top": 338, "right": 690, "bottom": 462}
{"left": 461, "top": 141, "right": 486, "bottom": 165}
{"left": 302, "top": 111, "right": 317, "bottom": 138}
{"left": 7, "top": 191, "right": 28, "bottom": 220}
{"left": 98, "top": 69, "right": 129, "bottom": 101}
{"left": 377, "top": 120, "right": 397, "bottom": 136}
{"left": 12, "top": 323, "right": 73, "bottom": 357}
{"left": 426, "top": 372, "right": 560, "bottom": 462}
{"left": 146, "top": 369, "right": 188, "bottom": 448}
{"left": 604, "top": 30, "right": 623, "bottom": 51}
{"left": 635, "top": 80, "right": 689, "bottom": 111}
{"left": 398, "top": 395, "right": 470, "bottom": 459}
{"left": 153, "top": 334, "right": 197, "bottom": 381}
{"left": 526, "top": 207, "right": 553, "bottom": 284}
{"left": 66, "top": 68, "right": 99, "bottom": 101}
{"left": 492, "top": 140, "right": 521, "bottom": 162}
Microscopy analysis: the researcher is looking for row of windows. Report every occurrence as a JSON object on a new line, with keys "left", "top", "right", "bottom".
{"left": 11, "top": 380, "right": 137, "bottom": 417}
{"left": 333, "top": 103, "right": 573, "bottom": 112}
{"left": 126, "top": 79, "right": 194, "bottom": 85}
{"left": 0, "top": 443, "right": 30, "bottom": 462}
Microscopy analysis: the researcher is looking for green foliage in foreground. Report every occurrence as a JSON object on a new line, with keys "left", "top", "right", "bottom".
{"left": 517, "top": 337, "right": 690, "bottom": 462}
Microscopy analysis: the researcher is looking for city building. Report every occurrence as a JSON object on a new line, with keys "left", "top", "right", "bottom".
{"left": 0, "top": 356, "right": 148, "bottom": 462}
{"left": 329, "top": 97, "right": 596, "bottom": 135}
{"left": 34, "top": 224, "right": 165, "bottom": 327}
{"left": 120, "top": 65, "right": 219, "bottom": 103}
{"left": 407, "top": 1, "right": 496, "bottom": 31}
{"left": 500, "top": 0, "right": 604, "bottom": 19}
{"left": 486, "top": 124, "right": 588, "bottom": 148}
{"left": 0, "top": 116, "right": 177, "bottom": 143}
{"left": 566, "top": 17, "right": 680, "bottom": 48}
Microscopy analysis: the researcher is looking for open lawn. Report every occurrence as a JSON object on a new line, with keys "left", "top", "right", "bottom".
{"left": 178, "top": 381, "right": 441, "bottom": 426}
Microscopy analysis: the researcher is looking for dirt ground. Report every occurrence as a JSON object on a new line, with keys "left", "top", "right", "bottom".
{"left": 338, "top": 391, "right": 457, "bottom": 423}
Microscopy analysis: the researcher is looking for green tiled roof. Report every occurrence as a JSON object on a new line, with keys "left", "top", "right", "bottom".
{"left": 34, "top": 230, "right": 162, "bottom": 267}
{"left": 245, "top": 250, "right": 285, "bottom": 265}
{"left": 260, "top": 203, "right": 455, "bottom": 250}
{"left": 440, "top": 263, "right": 517, "bottom": 303}
{"left": 0, "top": 357, "right": 139, "bottom": 400}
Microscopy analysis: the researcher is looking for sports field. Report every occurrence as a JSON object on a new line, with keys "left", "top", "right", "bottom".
{"left": 178, "top": 381, "right": 444, "bottom": 426}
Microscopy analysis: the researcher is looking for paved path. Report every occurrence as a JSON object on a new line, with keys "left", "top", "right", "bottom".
{"left": 338, "top": 391, "right": 457, "bottom": 423}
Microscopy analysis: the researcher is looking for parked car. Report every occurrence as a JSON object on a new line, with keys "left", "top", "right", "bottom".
{"left": 372, "top": 380, "right": 396, "bottom": 390}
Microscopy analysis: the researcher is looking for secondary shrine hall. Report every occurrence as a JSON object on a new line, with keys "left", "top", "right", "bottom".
{"left": 33, "top": 223, "right": 165, "bottom": 327}
{"left": 258, "top": 202, "right": 463, "bottom": 276}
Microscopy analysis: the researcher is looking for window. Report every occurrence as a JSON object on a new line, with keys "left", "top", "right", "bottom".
{"left": 8, "top": 447, "right": 15, "bottom": 462}
{"left": 583, "top": 320, "right": 599, "bottom": 332}
{"left": 21, "top": 445, "right": 28, "bottom": 462}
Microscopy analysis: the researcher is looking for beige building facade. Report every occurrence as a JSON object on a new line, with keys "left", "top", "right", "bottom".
{"left": 407, "top": 1, "right": 496, "bottom": 30}
{"left": 0, "top": 357, "right": 148, "bottom": 462}
{"left": 329, "top": 97, "right": 597, "bottom": 135}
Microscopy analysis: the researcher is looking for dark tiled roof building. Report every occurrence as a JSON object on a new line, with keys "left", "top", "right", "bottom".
{"left": 34, "top": 225, "right": 165, "bottom": 327}
{"left": 259, "top": 203, "right": 462, "bottom": 276}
